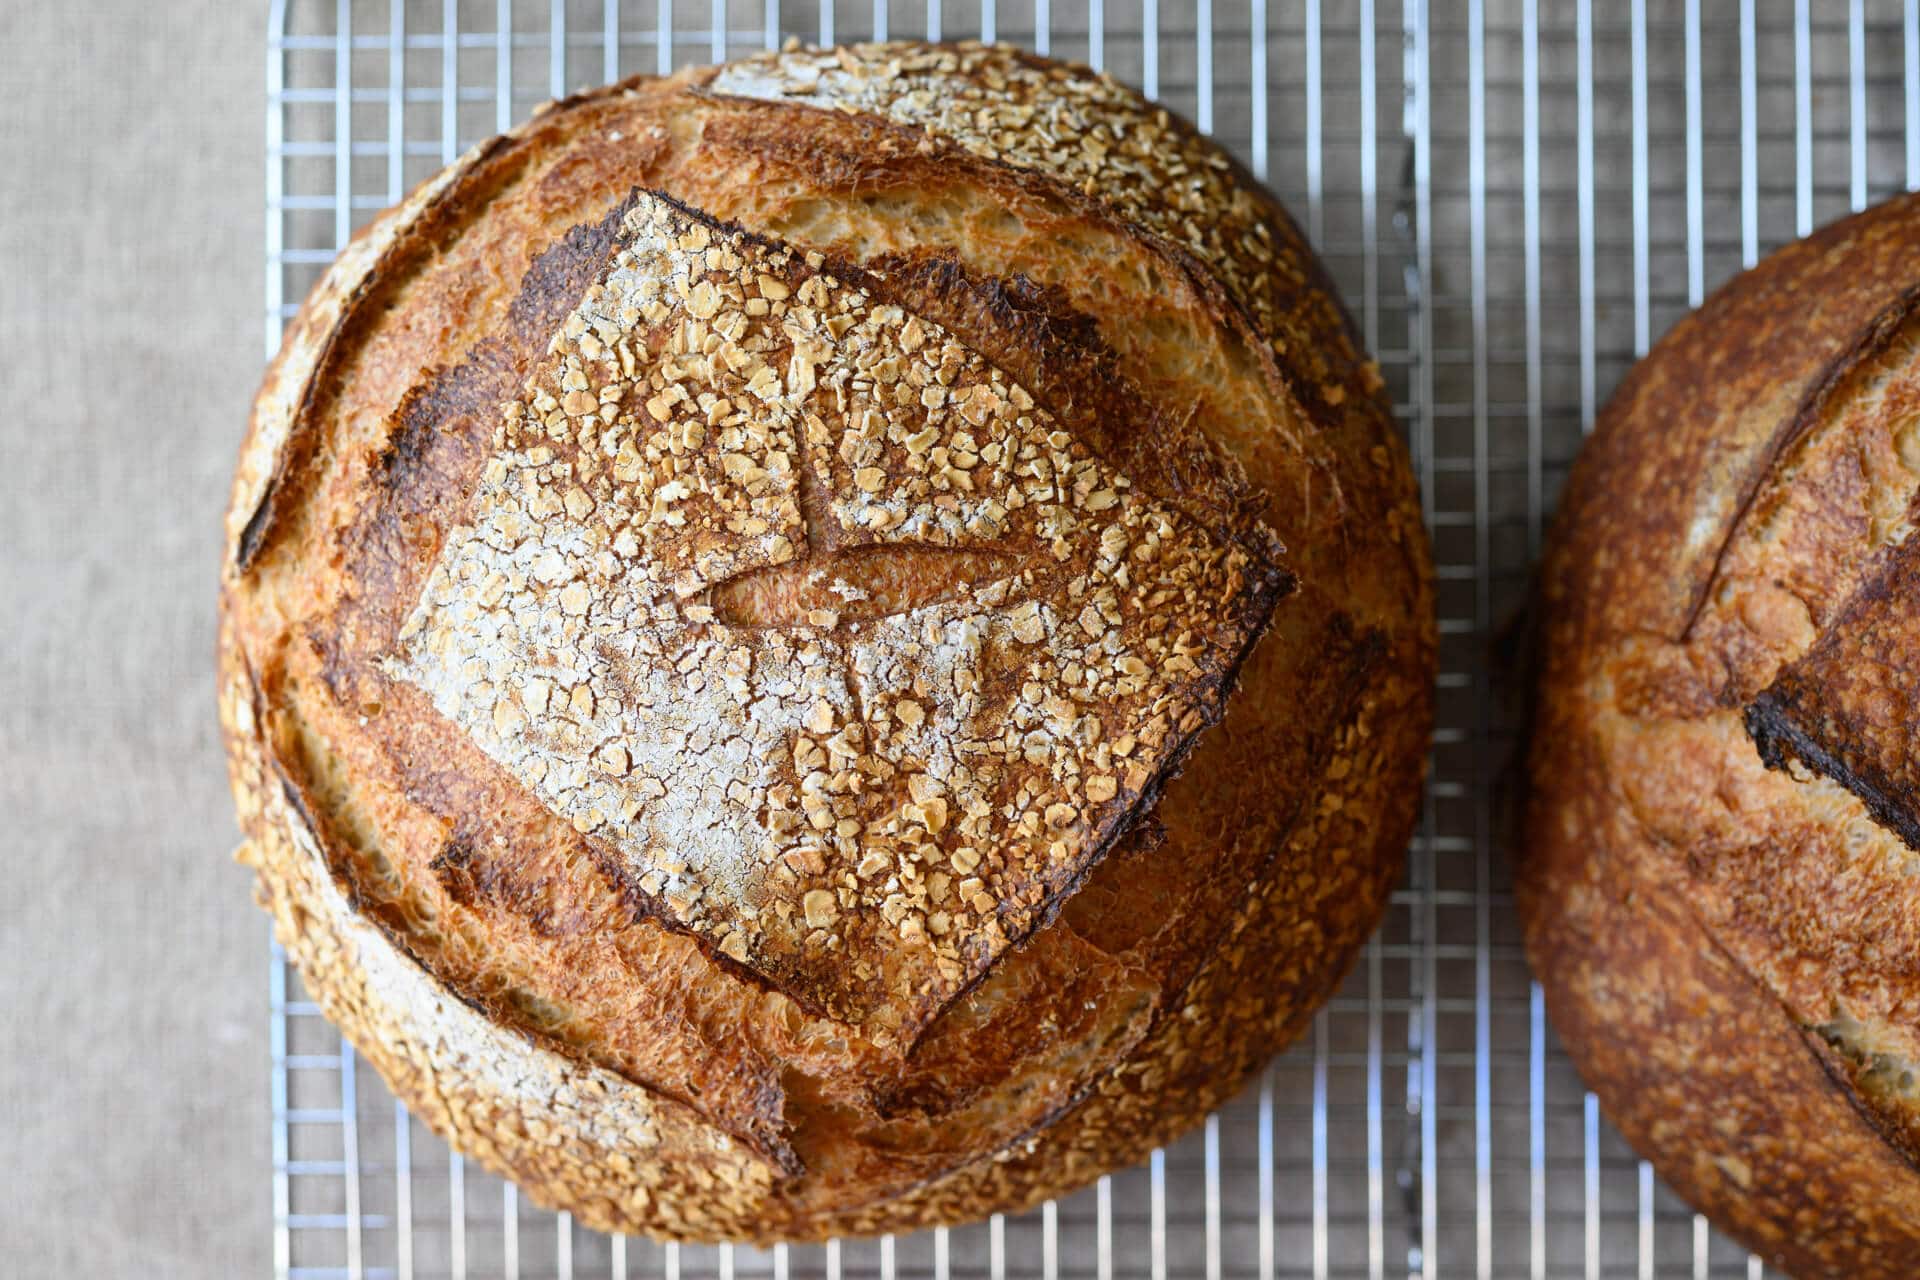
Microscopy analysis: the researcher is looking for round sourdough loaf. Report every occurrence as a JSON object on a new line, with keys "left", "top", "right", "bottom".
{"left": 219, "top": 42, "right": 1433, "bottom": 1240}
{"left": 1523, "top": 195, "right": 1920, "bottom": 1276}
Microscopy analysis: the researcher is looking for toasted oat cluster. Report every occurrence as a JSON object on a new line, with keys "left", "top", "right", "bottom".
{"left": 709, "top": 43, "right": 1344, "bottom": 389}
{"left": 220, "top": 42, "right": 1433, "bottom": 1241}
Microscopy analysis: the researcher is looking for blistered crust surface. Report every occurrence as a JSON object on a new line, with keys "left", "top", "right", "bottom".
{"left": 222, "top": 43, "right": 1434, "bottom": 1240}
{"left": 1524, "top": 193, "right": 1920, "bottom": 1275}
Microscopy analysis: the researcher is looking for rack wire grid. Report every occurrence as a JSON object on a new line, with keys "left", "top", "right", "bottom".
{"left": 261, "top": 1, "right": 1920, "bottom": 1276}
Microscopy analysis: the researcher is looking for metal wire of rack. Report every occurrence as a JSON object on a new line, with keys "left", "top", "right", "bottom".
{"left": 261, "top": 1, "right": 1920, "bottom": 1275}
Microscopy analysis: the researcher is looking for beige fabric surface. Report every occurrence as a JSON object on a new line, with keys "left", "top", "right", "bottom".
{"left": 0, "top": 4, "right": 268, "bottom": 1275}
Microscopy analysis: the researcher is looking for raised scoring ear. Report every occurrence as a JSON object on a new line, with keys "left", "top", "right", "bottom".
{"left": 1746, "top": 527, "right": 1920, "bottom": 852}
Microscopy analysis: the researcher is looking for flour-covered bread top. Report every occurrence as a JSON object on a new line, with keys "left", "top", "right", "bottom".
{"left": 338, "top": 189, "right": 1287, "bottom": 1047}
{"left": 221, "top": 42, "right": 1432, "bottom": 1240}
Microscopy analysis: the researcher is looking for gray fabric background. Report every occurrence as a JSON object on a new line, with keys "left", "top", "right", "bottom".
{"left": 0, "top": 4, "right": 268, "bottom": 1275}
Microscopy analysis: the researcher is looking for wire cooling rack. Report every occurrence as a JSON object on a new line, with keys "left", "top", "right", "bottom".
{"left": 263, "top": 2, "right": 1920, "bottom": 1275}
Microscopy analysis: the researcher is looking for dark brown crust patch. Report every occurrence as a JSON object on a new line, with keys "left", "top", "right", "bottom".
{"left": 234, "top": 135, "right": 521, "bottom": 573}
{"left": 341, "top": 193, "right": 641, "bottom": 641}
{"left": 1746, "top": 528, "right": 1920, "bottom": 852}
{"left": 1526, "top": 190, "right": 1920, "bottom": 1275}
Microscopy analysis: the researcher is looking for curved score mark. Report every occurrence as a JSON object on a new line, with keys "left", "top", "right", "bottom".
{"left": 1679, "top": 283, "right": 1920, "bottom": 643}
{"left": 705, "top": 542, "right": 1034, "bottom": 627}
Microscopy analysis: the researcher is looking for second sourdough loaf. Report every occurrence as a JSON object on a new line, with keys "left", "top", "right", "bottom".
{"left": 1524, "top": 194, "right": 1920, "bottom": 1276}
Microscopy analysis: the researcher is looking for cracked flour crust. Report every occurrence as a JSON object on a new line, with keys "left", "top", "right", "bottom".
{"left": 390, "top": 192, "right": 1284, "bottom": 1043}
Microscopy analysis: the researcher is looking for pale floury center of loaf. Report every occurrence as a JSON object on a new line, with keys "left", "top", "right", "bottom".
{"left": 388, "top": 193, "right": 1281, "bottom": 1043}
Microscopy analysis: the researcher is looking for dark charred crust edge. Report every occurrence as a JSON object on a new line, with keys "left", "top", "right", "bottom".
{"left": 843, "top": 993, "right": 1166, "bottom": 1215}
{"left": 357, "top": 190, "right": 642, "bottom": 584}
{"left": 233, "top": 68, "right": 678, "bottom": 576}
{"left": 1678, "top": 281, "right": 1920, "bottom": 644}
{"left": 1743, "top": 693, "right": 1920, "bottom": 853}
{"left": 234, "top": 132, "right": 518, "bottom": 574}
{"left": 874, "top": 615, "right": 1391, "bottom": 1208}
{"left": 233, "top": 480, "right": 280, "bottom": 572}
{"left": 1742, "top": 520, "right": 1920, "bottom": 855}
{"left": 1796, "top": 1022, "right": 1920, "bottom": 1174}
{"left": 1127, "top": 617, "right": 1393, "bottom": 1012}
{"left": 331, "top": 192, "right": 644, "bottom": 667}
{"left": 891, "top": 554, "right": 1296, "bottom": 1058}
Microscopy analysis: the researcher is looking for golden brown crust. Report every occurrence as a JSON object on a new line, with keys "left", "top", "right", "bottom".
{"left": 1524, "top": 192, "right": 1920, "bottom": 1275}
{"left": 222, "top": 43, "right": 1433, "bottom": 1240}
{"left": 1521, "top": 741, "right": 1920, "bottom": 1278}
